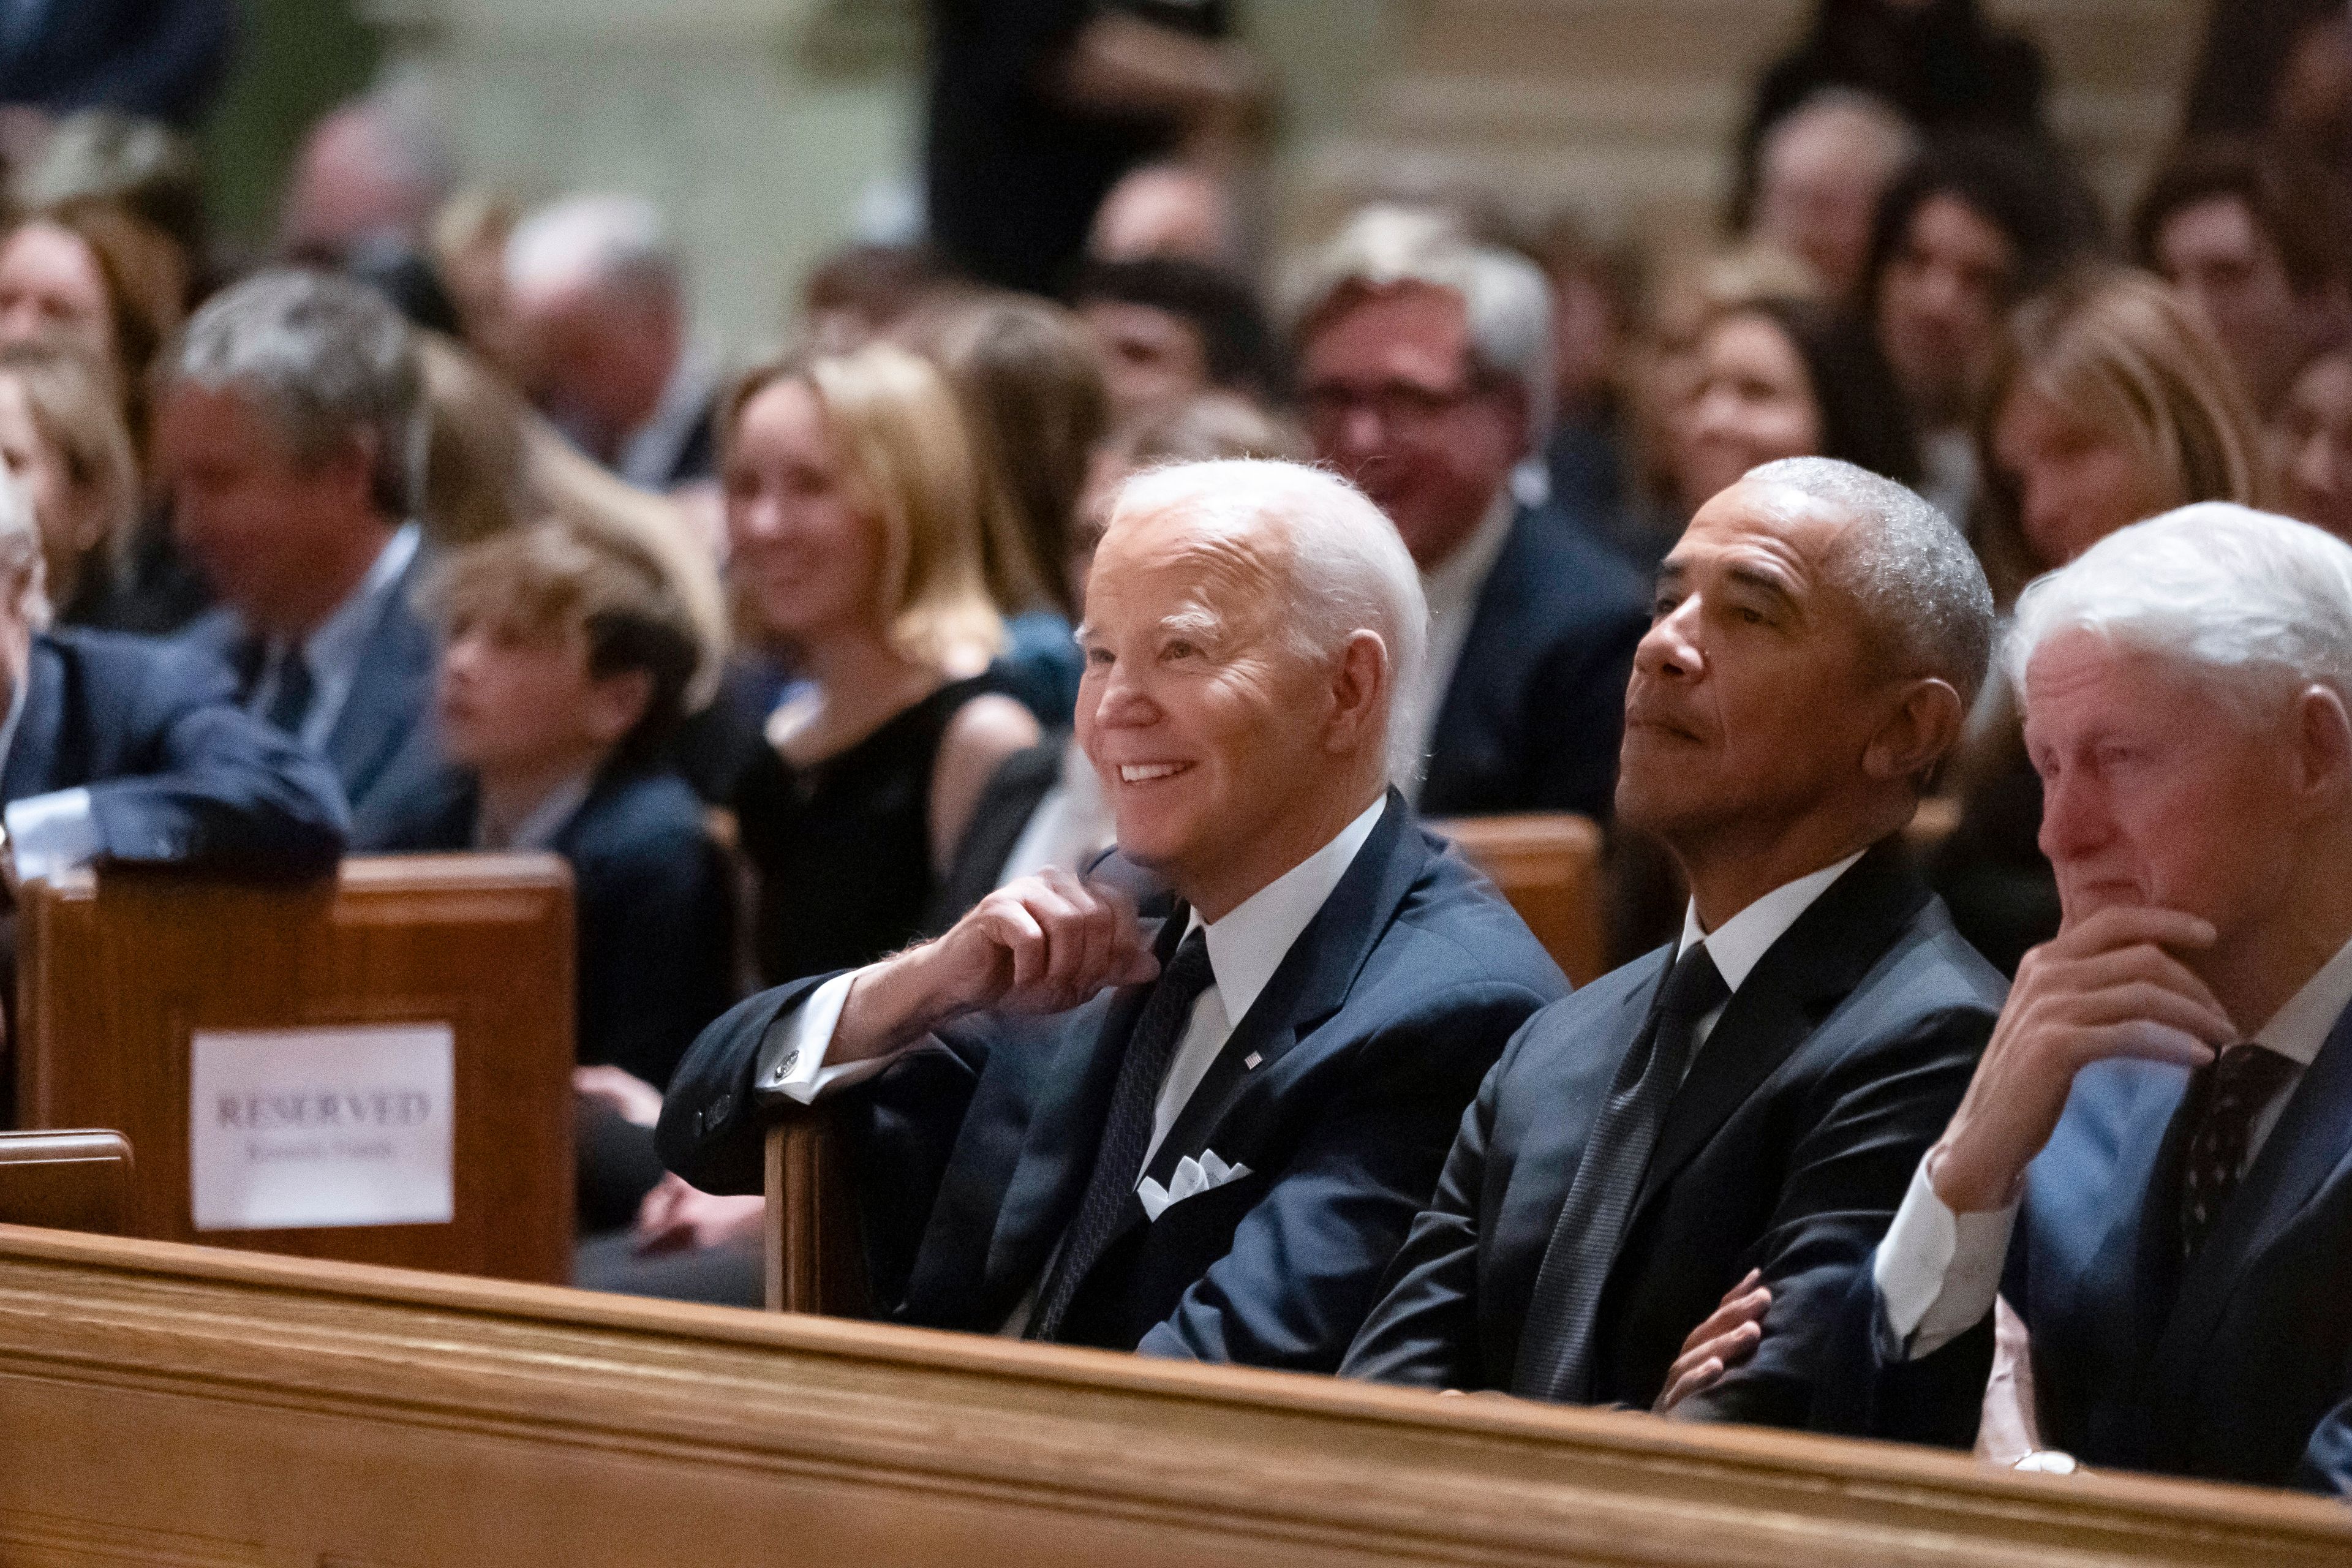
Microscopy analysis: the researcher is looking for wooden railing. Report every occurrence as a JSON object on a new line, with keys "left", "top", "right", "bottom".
{"left": 0, "top": 1225, "right": 2340, "bottom": 1567}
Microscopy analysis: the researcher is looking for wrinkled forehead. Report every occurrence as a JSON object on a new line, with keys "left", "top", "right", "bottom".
{"left": 1087, "top": 494, "right": 1293, "bottom": 627}
{"left": 1670, "top": 481, "right": 1861, "bottom": 590}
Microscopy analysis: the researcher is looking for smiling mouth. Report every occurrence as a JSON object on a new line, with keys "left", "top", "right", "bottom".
{"left": 1117, "top": 762, "right": 1192, "bottom": 783}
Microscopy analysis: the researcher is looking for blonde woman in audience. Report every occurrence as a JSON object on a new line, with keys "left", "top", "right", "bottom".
{"left": 0, "top": 341, "right": 138, "bottom": 625}
{"left": 1934, "top": 265, "right": 2269, "bottom": 973}
{"left": 723, "top": 341, "right": 1039, "bottom": 986}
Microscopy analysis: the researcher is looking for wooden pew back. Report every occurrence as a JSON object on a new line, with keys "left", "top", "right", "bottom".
{"left": 16, "top": 855, "right": 576, "bottom": 1281}
{"left": 1430, "top": 813, "right": 1607, "bottom": 986}
{"left": 0, "top": 1129, "right": 130, "bottom": 1234}
{"left": 0, "top": 1225, "right": 2340, "bottom": 1567}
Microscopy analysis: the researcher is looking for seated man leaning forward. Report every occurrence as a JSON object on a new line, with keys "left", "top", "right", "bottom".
{"left": 1743, "top": 504, "right": 2352, "bottom": 1493}
{"left": 658, "top": 459, "right": 1567, "bottom": 1364}
{"left": 1342, "top": 457, "right": 2007, "bottom": 1425}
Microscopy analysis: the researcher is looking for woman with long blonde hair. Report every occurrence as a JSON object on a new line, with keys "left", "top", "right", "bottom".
{"left": 722, "top": 340, "right": 1039, "bottom": 983}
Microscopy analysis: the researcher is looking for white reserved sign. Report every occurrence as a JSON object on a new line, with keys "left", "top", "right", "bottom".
{"left": 189, "top": 1025, "right": 455, "bottom": 1232}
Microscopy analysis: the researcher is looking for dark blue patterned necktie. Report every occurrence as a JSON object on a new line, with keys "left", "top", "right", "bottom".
{"left": 263, "top": 646, "right": 316, "bottom": 737}
{"left": 2180, "top": 1044, "right": 2297, "bottom": 1259}
{"left": 1513, "top": 941, "right": 1728, "bottom": 1402}
{"left": 1028, "top": 927, "right": 1216, "bottom": 1342}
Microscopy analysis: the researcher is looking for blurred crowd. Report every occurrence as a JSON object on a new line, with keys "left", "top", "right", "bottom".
{"left": 0, "top": 0, "right": 2344, "bottom": 1294}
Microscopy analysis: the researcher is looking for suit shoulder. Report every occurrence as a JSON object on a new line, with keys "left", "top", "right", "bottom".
{"left": 567, "top": 770, "right": 718, "bottom": 869}
{"left": 1384, "top": 846, "right": 1572, "bottom": 998}
{"left": 1873, "top": 899, "right": 2011, "bottom": 1017}
{"left": 44, "top": 627, "right": 232, "bottom": 706}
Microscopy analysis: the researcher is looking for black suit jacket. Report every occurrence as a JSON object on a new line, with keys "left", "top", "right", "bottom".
{"left": 660, "top": 794, "right": 1569, "bottom": 1368}
{"left": 1343, "top": 843, "right": 2003, "bottom": 1427}
{"left": 176, "top": 545, "right": 442, "bottom": 850}
{"left": 373, "top": 764, "right": 737, "bottom": 1090}
{"left": 1820, "top": 1000, "right": 2352, "bottom": 1493}
{"left": 1420, "top": 502, "right": 1649, "bottom": 821}
{"left": 2, "top": 628, "right": 345, "bottom": 879}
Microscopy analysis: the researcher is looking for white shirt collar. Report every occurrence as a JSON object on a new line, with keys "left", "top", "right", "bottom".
{"left": 475, "top": 772, "right": 594, "bottom": 853}
{"left": 2250, "top": 929, "right": 2352, "bottom": 1069}
{"left": 1675, "top": 849, "right": 1868, "bottom": 993}
{"left": 1188, "top": 796, "right": 1387, "bottom": 1028}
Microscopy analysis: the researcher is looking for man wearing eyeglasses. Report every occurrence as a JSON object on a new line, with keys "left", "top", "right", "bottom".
{"left": 1289, "top": 205, "right": 1649, "bottom": 821}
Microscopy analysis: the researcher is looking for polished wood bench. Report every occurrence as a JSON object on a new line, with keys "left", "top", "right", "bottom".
{"left": 1429, "top": 812, "right": 1607, "bottom": 986}
{"left": 0, "top": 1225, "right": 2340, "bottom": 1567}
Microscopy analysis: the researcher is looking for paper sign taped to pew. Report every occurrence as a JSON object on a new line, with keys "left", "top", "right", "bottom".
{"left": 189, "top": 1025, "right": 454, "bottom": 1231}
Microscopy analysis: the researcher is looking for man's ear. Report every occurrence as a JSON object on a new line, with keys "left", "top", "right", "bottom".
{"left": 1322, "top": 630, "right": 1389, "bottom": 756}
{"left": 1862, "top": 677, "right": 1966, "bottom": 790}
{"left": 583, "top": 667, "right": 655, "bottom": 749}
{"left": 2290, "top": 681, "right": 2352, "bottom": 816}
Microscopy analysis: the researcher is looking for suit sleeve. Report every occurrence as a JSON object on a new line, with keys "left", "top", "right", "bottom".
{"left": 82, "top": 660, "right": 348, "bottom": 880}
{"left": 1137, "top": 982, "right": 1547, "bottom": 1375}
{"left": 2294, "top": 1355, "right": 2352, "bottom": 1495}
{"left": 1677, "top": 1003, "right": 1996, "bottom": 1433}
{"left": 654, "top": 976, "right": 849, "bottom": 1195}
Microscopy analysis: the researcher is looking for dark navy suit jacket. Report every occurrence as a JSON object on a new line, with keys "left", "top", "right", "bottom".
{"left": 1420, "top": 502, "right": 1649, "bottom": 821}
{"left": 1343, "top": 844, "right": 2002, "bottom": 1428}
{"left": 374, "top": 764, "right": 737, "bottom": 1090}
{"left": 176, "top": 549, "right": 442, "bottom": 851}
{"left": 3, "top": 628, "right": 345, "bottom": 878}
{"left": 1820, "top": 1004, "right": 2352, "bottom": 1493}
{"left": 659, "top": 794, "right": 1568, "bottom": 1368}
{"left": 0, "top": 0, "right": 235, "bottom": 126}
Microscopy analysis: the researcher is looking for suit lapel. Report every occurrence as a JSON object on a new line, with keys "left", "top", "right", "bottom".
{"left": 1426, "top": 511, "right": 1529, "bottom": 769}
{"left": 325, "top": 559, "right": 431, "bottom": 803}
{"left": 1139, "top": 797, "right": 1430, "bottom": 1192}
{"left": 977, "top": 908, "right": 1186, "bottom": 1304}
{"left": 2155, "top": 1001, "right": 2352, "bottom": 1379}
{"left": 0, "top": 638, "right": 66, "bottom": 804}
{"left": 1629, "top": 841, "right": 1932, "bottom": 1221}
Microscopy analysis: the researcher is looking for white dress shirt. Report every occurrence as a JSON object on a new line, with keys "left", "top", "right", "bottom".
{"left": 1408, "top": 490, "right": 1517, "bottom": 802}
{"left": 1672, "top": 850, "right": 1868, "bottom": 1061}
{"left": 1875, "top": 927, "right": 2352, "bottom": 1360}
{"left": 246, "top": 522, "right": 422, "bottom": 755}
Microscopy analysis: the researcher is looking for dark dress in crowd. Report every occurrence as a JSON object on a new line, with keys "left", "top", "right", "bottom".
{"left": 928, "top": 733, "right": 1067, "bottom": 932}
{"left": 1733, "top": 0, "right": 2046, "bottom": 224}
{"left": 1420, "top": 501, "right": 1650, "bottom": 821}
{"left": 0, "top": 0, "right": 236, "bottom": 128}
{"left": 925, "top": 0, "right": 1229, "bottom": 296}
{"left": 174, "top": 548, "right": 443, "bottom": 851}
{"left": 734, "top": 673, "right": 1007, "bottom": 984}
{"left": 1343, "top": 842, "right": 2002, "bottom": 1428}
{"left": 662, "top": 796, "right": 1569, "bottom": 1365}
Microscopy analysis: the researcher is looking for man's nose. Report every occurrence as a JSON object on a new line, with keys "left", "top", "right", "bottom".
{"left": 2037, "top": 768, "right": 2110, "bottom": 861}
{"left": 1632, "top": 598, "right": 1700, "bottom": 680}
{"left": 1084, "top": 659, "right": 1158, "bottom": 729}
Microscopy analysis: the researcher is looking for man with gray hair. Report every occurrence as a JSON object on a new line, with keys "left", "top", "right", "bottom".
{"left": 661, "top": 458, "right": 1566, "bottom": 1366}
{"left": 1345, "top": 458, "right": 2007, "bottom": 1430}
{"left": 1769, "top": 502, "right": 2352, "bottom": 1492}
{"left": 502, "top": 194, "right": 717, "bottom": 492}
{"left": 159, "top": 267, "right": 440, "bottom": 848}
{"left": 1291, "top": 203, "right": 1648, "bottom": 819}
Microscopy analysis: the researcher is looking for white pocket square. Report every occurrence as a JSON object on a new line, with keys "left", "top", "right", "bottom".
{"left": 1136, "top": 1150, "right": 1254, "bottom": 1221}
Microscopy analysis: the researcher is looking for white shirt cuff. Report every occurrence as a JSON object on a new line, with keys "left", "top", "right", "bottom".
{"left": 5, "top": 788, "right": 99, "bottom": 884}
{"left": 752, "top": 971, "right": 899, "bottom": 1105}
{"left": 1873, "top": 1152, "right": 2019, "bottom": 1359}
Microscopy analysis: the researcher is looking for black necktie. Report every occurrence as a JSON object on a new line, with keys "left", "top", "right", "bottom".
{"left": 1513, "top": 941, "right": 1729, "bottom": 1402}
{"left": 263, "top": 645, "right": 316, "bottom": 736}
{"left": 2179, "top": 1044, "right": 2298, "bottom": 1259}
{"left": 1028, "top": 927, "right": 1216, "bottom": 1342}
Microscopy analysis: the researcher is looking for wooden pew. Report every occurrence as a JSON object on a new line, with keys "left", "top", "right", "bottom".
{"left": 0, "top": 1224, "right": 2341, "bottom": 1567}
{"left": 0, "top": 1129, "right": 130, "bottom": 1234}
{"left": 1430, "top": 813, "right": 1607, "bottom": 986}
{"left": 15, "top": 855, "right": 576, "bottom": 1283}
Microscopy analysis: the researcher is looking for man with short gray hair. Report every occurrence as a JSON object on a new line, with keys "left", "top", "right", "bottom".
{"left": 159, "top": 267, "right": 440, "bottom": 847}
{"left": 1782, "top": 502, "right": 2352, "bottom": 1492}
{"left": 662, "top": 458, "right": 1566, "bottom": 1367}
{"left": 1345, "top": 459, "right": 2006, "bottom": 1429}
{"left": 503, "top": 194, "right": 717, "bottom": 492}
{"left": 1291, "top": 204, "right": 1646, "bottom": 818}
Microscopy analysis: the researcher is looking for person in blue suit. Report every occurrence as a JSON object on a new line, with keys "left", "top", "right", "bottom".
{"left": 1292, "top": 206, "right": 1649, "bottom": 821}
{"left": 153, "top": 270, "right": 443, "bottom": 850}
{"left": 1342, "top": 459, "right": 2003, "bottom": 1425}
{"left": 658, "top": 459, "right": 1566, "bottom": 1365}
{"left": 1684, "top": 503, "right": 2352, "bottom": 1495}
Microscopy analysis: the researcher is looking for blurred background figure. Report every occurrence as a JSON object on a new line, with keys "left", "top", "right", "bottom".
{"left": 0, "top": 0, "right": 235, "bottom": 137}
{"left": 720, "top": 341, "right": 1038, "bottom": 989}
{"left": 1670, "top": 294, "right": 1918, "bottom": 519}
{"left": 924, "top": 0, "right": 1267, "bottom": 297}
{"left": 276, "top": 80, "right": 456, "bottom": 269}
{"left": 1863, "top": 133, "right": 2106, "bottom": 524}
{"left": 2181, "top": 0, "right": 2352, "bottom": 180}
{"left": 502, "top": 194, "right": 718, "bottom": 495}
{"left": 1932, "top": 264, "right": 2267, "bottom": 974}
{"left": 1520, "top": 211, "right": 1642, "bottom": 533}
{"left": 1071, "top": 255, "right": 1278, "bottom": 425}
{"left": 2272, "top": 346, "right": 2352, "bottom": 541}
{"left": 1744, "top": 88, "right": 1917, "bottom": 302}
{"left": 799, "top": 243, "right": 949, "bottom": 357}
{"left": 1086, "top": 159, "right": 1246, "bottom": 268}
{"left": 0, "top": 340, "right": 138, "bottom": 626}
{"left": 2133, "top": 137, "right": 2350, "bottom": 417}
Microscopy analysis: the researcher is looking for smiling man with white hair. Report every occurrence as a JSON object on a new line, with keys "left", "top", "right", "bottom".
{"left": 662, "top": 458, "right": 1566, "bottom": 1366}
{"left": 1707, "top": 502, "right": 2352, "bottom": 1492}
